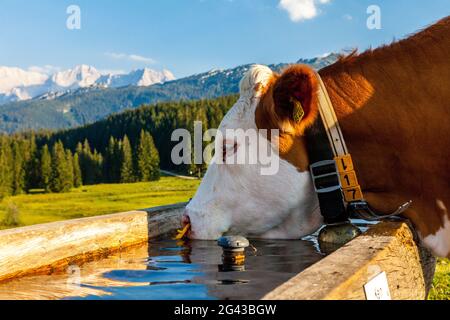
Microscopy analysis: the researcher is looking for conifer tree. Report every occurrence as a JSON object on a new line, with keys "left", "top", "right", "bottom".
{"left": 137, "top": 130, "right": 151, "bottom": 182}
{"left": 11, "top": 140, "right": 25, "bottom": 195}
{"left": 113, "top": 138, "right": 122, "bottom": 182}
{"left": 25, "top": 134, "right": 40, "bottom": 192}
{"left": 65, "top": 150, "right": 74, "bottom": 190}
{"left": 0, "top": 136, "right": 13, "bottom": 199}
{"left": 120, "top": 135, "right": 134, "bottom": 183}
{"left": 92, "top": 150, "right": 103, "bottom": 184}
{"left": 137, "top": 130, "right": 160, "bottom": 181}
{"left": 81, "top": 140, "right": 94, "bottom": 185}
{"left": 104, "top": 136, "right": 121, "bottom": 183}
{"left": 104, "top": 137, "right": 114, "bottom": 183}
{"left": 50, "top": 141, "right": 72, "bottom": 193}
{"left": 148, "top": 133, "right": 160, "bottom": 181}
{"left": 75, "top": 142, "right": 83, "bottom": 155}
{"left": 73, "top": 152, "right": 82, "bottom": 188}
{"left": 40, "top": 145, "right": 52, "bottom": 193}
{"left": 75, "top": 142, "right": 87, "bottom": 185}
{"left": 83, "top": 139, "right": 91, "bottom": 153}
{"left": 77, "top": 139, "right": 97, "bottom": 185}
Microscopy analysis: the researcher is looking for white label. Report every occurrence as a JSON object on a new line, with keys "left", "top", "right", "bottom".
{"left": 364, "top": 272, "right": 392, "bottom": 300}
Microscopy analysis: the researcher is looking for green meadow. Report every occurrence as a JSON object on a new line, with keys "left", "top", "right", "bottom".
{"left": 0, "top": 176, "right": 200, "bottom": 229}
{"left": 0, "top": 175, "right": 448, "bottom": 300}
{"left": 429, "top": 259, "right": 450, "bottom": 300}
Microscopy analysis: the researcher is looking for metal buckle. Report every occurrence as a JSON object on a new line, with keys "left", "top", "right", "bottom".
{"left": 348, "top": 200, "right": 412, "bottom": 221}
{"left": 310, "top": 160, "right": 342, "bottom": 194}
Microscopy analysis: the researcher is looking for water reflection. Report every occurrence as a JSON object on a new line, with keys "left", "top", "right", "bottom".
{"left": 0, "top": 238, "right": 323, "bottom": 300}
{"left": 75, "top": 239, "right": 323, "bottom": 300}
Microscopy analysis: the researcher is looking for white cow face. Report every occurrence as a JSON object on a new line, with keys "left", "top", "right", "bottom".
{"left": 184, "top": 65, "right": 323, "bottom": 240}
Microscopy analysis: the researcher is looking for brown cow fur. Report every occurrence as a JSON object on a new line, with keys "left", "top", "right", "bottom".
{"left": 255, "top": 16, "right": 450, "bottom": 256}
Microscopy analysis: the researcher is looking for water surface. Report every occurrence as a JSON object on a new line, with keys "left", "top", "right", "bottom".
{"left": 76, "top": 239, "right": 323, "bottom": 300}
{"left": 0, "top": 239, "right": 323, "bottom": 300}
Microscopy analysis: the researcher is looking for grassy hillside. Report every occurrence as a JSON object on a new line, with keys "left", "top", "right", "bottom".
{"left": 0, "top": 176, "right": 200, "bottom": 229}
{"left": 429, "top": 259, "right": 450, "bottom": 300}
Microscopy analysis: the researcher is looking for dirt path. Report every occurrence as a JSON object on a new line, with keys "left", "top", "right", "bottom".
{"left": 160, "top": 170, "right": 199, "bottom": 180}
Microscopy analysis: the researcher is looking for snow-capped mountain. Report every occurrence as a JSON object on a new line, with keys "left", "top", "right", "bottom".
{"left": 50, "top": 65, "right": 101, "bottom": 89}
{"left": 0, "top": 65, "right": 176, "bottom": 105}
{"left": 0, "top": 53, "right": 339, "bottom": 133}
{"left": 0, "top": 67, "right": 49, "bottom": 103}
{"left": 297, "top": 53, "right": 341, "bottom": 70}
{"left": 97, "top": 68, "right": 175, "bottom": 88}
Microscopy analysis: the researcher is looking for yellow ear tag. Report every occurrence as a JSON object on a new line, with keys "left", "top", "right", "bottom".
{"left": 291, "top": 97, "right": 305, "bottom": 123}
{"left": 174, "top": 223, "right": 191, "bottom": 240}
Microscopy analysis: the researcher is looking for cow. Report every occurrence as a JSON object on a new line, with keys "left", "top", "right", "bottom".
{"left": 183, "top": 16, "right": 450, "bottom": 258}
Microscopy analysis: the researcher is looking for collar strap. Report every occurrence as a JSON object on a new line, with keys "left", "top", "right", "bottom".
{"left": 305, "top": 74, "right": 364, "bottom": 224}
{"left": 316, "top": 75, "right": 349, "bottom": 156}
{"left": 306, "top": 73, "right": 411, "bottom": 224}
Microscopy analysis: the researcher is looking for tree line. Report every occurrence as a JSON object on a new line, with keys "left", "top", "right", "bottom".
{"left": 33, "top": 95, "right": 238, "bottom": 176}
{"left": 1, "top": 94, "right": 236, "bottom": 199}
{"left": 0, "top": 130, "right": 160, "bottom": 199}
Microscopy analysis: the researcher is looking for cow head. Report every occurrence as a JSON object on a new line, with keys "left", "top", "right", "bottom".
{"left": 184, "top": 64, "right": 323, "bottom": 240}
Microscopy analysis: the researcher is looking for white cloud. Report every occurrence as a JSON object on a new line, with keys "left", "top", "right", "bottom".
{"left": 128, "top": 54, "right": 155, "bottom": 63}
{"left": 105, "top": 52, "right": 156, "bottom": 64}
{"left": 343, "top": 14, "right": 353, "bottom": 21}
{"left": 279, "top": 0, "right": 331, "bottom": 22}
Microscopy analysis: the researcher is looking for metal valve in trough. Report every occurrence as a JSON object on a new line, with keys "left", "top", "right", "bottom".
{"left": 217, "top": 236, "right": 250, "bottom": 272}
{"left": 318, "top": 222, "right": 362, "bottom": 254}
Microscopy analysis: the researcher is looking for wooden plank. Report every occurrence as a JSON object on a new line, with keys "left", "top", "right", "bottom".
{"left": 0, "top": 203, "right": 186, "bottom": 283}
{"left": 263, "top": 222, "right": 436, "bottom": 300}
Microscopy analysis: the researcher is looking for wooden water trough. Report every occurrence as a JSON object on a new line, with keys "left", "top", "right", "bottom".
{"left": 0, "top": 203, "right": 436, "bottom": 300}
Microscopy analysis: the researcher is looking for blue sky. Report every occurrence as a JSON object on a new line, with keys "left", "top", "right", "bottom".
{"left": 0, "top": 0, "right": 449, "bottom": 77}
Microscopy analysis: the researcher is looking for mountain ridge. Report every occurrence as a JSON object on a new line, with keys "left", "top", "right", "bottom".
{"left": 0, "top": 65, "right": 175, "bottom": 105}
{"left": 0, "top": 53, "right": 339, "bottom": 134}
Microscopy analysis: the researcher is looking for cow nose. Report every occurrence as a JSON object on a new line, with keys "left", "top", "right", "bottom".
{"left": 182, "top": 212, "right": 191, "bottom": 227}
{"left": 180, "top": 212, "right": 193, "bottom": 239}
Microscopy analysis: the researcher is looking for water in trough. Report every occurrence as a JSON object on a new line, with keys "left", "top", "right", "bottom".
{"left": 0, "top": 239, "right": 323, "bottom": 300}
{"left": 0, "top": 219, "right": 373, "bottom": 300}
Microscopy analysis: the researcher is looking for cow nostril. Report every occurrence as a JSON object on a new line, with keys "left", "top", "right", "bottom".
{"left": 222, "top": 140, "right": 239, "bottom": 162}
{"left": 182, "top": 213, "right": 191, "bottom": 227}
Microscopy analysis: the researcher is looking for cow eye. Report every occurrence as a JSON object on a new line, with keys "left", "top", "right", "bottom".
{"left": 222, "top": 140, "right": 238, "bottom": 162}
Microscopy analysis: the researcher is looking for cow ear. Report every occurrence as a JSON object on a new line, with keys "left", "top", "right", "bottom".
{"left": 272, "top": 65, "right": 319, "bottom": 134}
